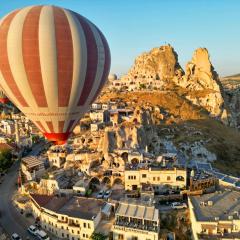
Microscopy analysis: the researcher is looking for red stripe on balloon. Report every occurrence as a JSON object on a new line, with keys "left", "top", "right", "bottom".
{"left": 58, "top": 121, "right": 65, "bottom": 133}
{"left": 0, "top": 10, "right": 29, "bottom": 107}
{"left": 22, "top": 6, "right": 48, "bottom": 108}
{"left": 91, "top": 30, "right": 111, "bottom": 103}
{"left": 53, "top": 7, "right": 73, "bottom": 107}
{"left": 74, "top": 15, "right": 98, "bottom": 106}
{"left": 46, "top": 121, "right": 54, "bottom": 133}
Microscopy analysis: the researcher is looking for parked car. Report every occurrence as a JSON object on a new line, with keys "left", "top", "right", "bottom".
{"left": 171, "top": 202, "right": 187, "bottom": 209}
{"left": 11, "top": 233, "right": 22, "bottom": 240}
{"left": 27, "top": 225, "right": 37, "bottom": 235}
{"left": 36, "top": 230, "right": 50, "bottom": 240}
{"left": 103, "top": 190, "right": 112, "bottom": 199}
{"left": 97, "top": 190, "right": 105, "bottom": 199}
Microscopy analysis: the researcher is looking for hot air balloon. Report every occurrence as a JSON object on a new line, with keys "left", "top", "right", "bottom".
{"left": 0, "top": 5, "right": 111, "bottom": 144}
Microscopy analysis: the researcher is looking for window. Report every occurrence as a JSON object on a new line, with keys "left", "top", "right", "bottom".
{"left": 142, "top": 174, "right": 147, "bottom": 178}
{"left": 153, "top": 177, "right": 156, "bottom": 181}
{"left": 83, "top": 233, "right": 85, "bottom": 238}
{"left": 157, "top": 177, "right": 160, "bottom": 181}
{"left": 62, "top": 233, "right": 64, "bottom": 237}
{"left": 167, "top": 176, "right": 171, "bottom": 181}
{"left": 83, "top": 223, "right": 86, "bottom": 228}
{"left": 88, "top": 223, "right": 90, "bottom": 228}
{"left": 118, "top": 234, "right": 124, "bottom": 240}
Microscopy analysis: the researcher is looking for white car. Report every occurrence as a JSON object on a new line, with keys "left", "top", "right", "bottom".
{"left": 171, "top": 202, "right": 187, "bottom": 209}
{"left": 97, "top": 190, "right": 105, "bottom": 199}
{"left": 27, "top": 225, "right": 37, "bottom": 235}
{"left": 36, "top": 230, "right": 50, "bottom": 240}
{"left": 11, "top": 233, "right": 22, "bottom": 240}
{"left": 103, "top": 190, "right": 112, "bottom": 199}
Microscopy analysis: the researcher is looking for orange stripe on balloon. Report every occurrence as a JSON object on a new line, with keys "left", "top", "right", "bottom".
{"left": 0, "top": 10, "right": 29, "bottom": 107}
{"left": 58, "top": 121, "right": 65, "bottom": 133}
{"left": 22, "top": 6, "right": 48, "bottom": 107}
{"left": 53, "top": 7, "right": 73, "bottom": 107}
{"left": 46, "top": 121, "right": 54, "bottom": 133}
{"left": 35, "top": 121, "right": 47, "bottom": 132}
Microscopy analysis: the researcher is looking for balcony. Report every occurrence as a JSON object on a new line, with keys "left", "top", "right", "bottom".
{"left": 198, "top": 232, "right": 240, "bottom": 239}
{"left": 114, "top": 220, "right": 159, "bottom": 233}
{"left": 68, "top": 222, "right": 80, "bottom": 228}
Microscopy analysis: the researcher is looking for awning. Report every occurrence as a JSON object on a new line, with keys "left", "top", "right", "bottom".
{"left": 201, "top": 224, "right": 217, "bottom": 230}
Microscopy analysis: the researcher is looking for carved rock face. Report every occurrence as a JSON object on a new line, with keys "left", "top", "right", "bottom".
{"left": 128, "top": 45, "right": 183, "bottom": 81}
{"left": 122, "top": 45, "right": 226, "bottom": 119}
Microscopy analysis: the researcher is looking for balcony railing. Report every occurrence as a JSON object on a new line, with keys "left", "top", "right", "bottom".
{"left": 114, "top": 220, "right": 159, "bottom": 233}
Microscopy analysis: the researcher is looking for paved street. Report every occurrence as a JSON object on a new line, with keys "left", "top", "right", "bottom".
{"left": 0, "top": 142, "right": 45, "bottom": 239}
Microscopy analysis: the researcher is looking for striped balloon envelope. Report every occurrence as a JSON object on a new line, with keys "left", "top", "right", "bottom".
{"left": 0, "top": 5, "right": 111, "bottom": 144}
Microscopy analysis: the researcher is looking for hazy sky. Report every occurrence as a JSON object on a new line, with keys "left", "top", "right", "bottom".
{"left": 0, "top": 0, "right": 239, "bottom": 77}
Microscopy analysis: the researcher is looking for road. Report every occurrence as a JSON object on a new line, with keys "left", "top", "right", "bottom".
{"left": 0, "top": 142, "right": 46, "bottom": 239}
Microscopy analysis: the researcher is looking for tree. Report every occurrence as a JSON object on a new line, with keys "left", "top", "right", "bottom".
{"left": 139, "top": 83, "right": 146, "bottom": 90}
{"left": 0, "top": 149, "right": 12, "bottom": 172}
{"left": 32, "top": 135, "right": 40, "bottom": 144}
{"left": 90, "top": 232, "right": 107, "bottom": 240}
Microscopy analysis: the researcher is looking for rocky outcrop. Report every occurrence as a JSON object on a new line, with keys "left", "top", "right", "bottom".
{"left": 179, "top": 48, "right": 221, "bottom": 90}
{"left": 221, "top": 75, "right": 240, "bottom": 128}
{"left": 126, "top": 45, "right": 184, "bottom": 81}
{"left": 121, "top": 45, "right": 230, "bottom": 122}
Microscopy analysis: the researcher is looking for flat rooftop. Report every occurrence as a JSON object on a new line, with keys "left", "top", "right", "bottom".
{"left": 116, "top": 200, "right": 159, "bottom": 222}
{"left": 31, "top": 195, "right": 105, "bottom": 220}
{"left": 22, "top": 156, "right": 44, "bottom": 168}
{"left": 189, "top": 190, "right": 240, "bottom": 221}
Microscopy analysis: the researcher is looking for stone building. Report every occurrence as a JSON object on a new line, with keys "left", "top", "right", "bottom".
{"left": 188, "top": 190, "right": 240, "bottom": 240}
{"left": 30, "top": 194, "right": 112, "bottom": 240}
{"left": 112, "top": 200, "right": 160, "bottom": 240}
{"left": 21, "top": 156, "right": 45, "bottom": 181}
{"left": 124, "top": 165, "right": 187, "bottom": 191}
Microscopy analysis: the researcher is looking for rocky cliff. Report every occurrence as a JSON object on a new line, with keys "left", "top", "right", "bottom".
{"left": 221, "top": 74, "right": 240, "bottom": 129}
{"left": 127, "top": 45, "right": 183, "bottom": 81}
{"left": 121, "top": 45, "right": 237, "bottom": 126}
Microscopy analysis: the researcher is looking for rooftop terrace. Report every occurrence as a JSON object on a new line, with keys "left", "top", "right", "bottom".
{"left": 31, "top": 195, "right": 105, "bottom": 220}
{"left": 190, "top": 190, "right": 240, "bottom": 221}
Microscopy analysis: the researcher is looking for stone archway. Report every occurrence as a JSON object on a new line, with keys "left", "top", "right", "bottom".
{"left": 112, "top": 177, "right": 123, "bottom": 186}
{"left": 121, "top": 152, "right": 128, "bottom": 162}
{"left": 89, "top": 177, "right": 100, "bottom": 186}
{"left": 131, "top": 158, "right": 139, "bottom": 165}
{"left": 176, "top": 176, "right": 185, "bottom": 181}
{"left": 102, "top": 176, "right": 111, "bottom": 185}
